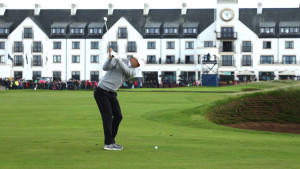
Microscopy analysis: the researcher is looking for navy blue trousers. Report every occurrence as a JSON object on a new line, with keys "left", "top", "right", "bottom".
{"left": 94, "top": 87, "right": 123, "bottom": 145}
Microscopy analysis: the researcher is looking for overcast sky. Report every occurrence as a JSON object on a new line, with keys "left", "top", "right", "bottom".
{"left": 2, "top": 0, "right": 300, "bottom": 9}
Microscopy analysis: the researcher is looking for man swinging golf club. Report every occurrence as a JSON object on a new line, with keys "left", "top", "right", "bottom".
{"left": 94, "top": 48, "right": 141, "bottom": 150}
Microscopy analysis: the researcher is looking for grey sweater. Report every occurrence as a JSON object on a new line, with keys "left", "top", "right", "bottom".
{"left": 98, "top": 57, "right": 136, "bottom": 92}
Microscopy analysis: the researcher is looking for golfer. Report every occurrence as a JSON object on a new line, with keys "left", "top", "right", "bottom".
{"left": 94, "top": 48, "right": 140, "bottom": 150}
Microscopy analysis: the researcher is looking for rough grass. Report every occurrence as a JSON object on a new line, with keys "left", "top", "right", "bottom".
{"left": 207, "top": 85, "right": 300, "bottom": 125}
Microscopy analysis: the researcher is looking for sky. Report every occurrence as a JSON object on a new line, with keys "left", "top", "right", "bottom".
{"left": 1, "top": 0, "right": 300, "bottom": 9}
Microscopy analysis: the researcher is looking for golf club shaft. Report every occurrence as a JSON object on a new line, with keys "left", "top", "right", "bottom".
{"left": 104, "top": 18, "right": 114, "bottom": 57}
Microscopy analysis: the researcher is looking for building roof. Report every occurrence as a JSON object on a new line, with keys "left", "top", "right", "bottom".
{"left": 0, "top": 8, "right": 299, "bottom": 39}
{"left": 239, "top": 8, "right": 300, "bottom": 38}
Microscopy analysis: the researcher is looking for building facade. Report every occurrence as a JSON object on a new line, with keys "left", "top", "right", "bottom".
{"left": 0, "top": 0, "right": 300, "bottom": 84}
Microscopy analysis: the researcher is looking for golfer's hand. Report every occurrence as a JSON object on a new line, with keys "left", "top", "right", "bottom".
{"left": 109, "top": 48, "right": 119, "bottom": 60}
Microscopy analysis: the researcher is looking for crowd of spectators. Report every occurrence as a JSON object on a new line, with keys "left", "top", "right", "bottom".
{"left": 0, "top": 78, "right": 98, "bottom": 90}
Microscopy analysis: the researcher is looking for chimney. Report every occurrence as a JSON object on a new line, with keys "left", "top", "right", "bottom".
{"left": 257, "top": 3, "right": 262, "bottom": 15}
{"left": 181, "top": 3, "right": 187, "bottom": 15}
{"left": 0, "top": 3, "right": 6, "bottom": 16}
{"left": 108, "top": 3, "right": 114, "bottom": 15}
{"left": 34, "top": 4, "right": 41, "bottom": 16}
{"left": 144, "top": 3, "right": 149, "bottom": 15}
{"left": 71, "top": 4, "right": 77, "bottom": 16}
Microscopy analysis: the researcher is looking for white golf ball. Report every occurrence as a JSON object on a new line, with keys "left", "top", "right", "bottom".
{"left": 155, "top": 146, "right": 158, "bottom": 149}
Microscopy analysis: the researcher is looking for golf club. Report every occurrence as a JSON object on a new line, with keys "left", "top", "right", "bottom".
{"left": 103, "top": 17, "right": 116, "bottom": 58}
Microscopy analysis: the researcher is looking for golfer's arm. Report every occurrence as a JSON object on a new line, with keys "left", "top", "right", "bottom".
{"left": 117, "top": 60, "right": 136, "bottom": 77}
{"left": 102, "top": 58, "right": 113, "bottom": 71}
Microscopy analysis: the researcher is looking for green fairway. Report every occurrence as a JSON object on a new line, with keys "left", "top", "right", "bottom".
{"left": 0, "top": 82, "right": 300, "bottom": 169}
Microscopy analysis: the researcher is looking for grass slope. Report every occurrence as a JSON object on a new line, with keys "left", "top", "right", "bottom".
{"left": 0, "top": 82, "right": 300, "bottom": 169}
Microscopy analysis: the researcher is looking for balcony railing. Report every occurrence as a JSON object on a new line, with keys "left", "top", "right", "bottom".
{"left": 220, "top": 59, "right": 236, "bottom": 67}
{"left": 241, "top": 59, "right": 252, "bottom": 66}
{"left": 12, "top": 44, "right": 24, "bottom": 53}
{"left": 216, "top": 32, "right": 237, "bottom": 40}
{"left": 260, "top": 60, "right": 300, "bottom": 64}
{"left": 146, "top": 60, "right": 196, "bottom": 64}
{"left": 241, "top": 46, "right": 252, "bottom": 53}
{"left": 219, "top": 45, "right": 236, "bottom": 52}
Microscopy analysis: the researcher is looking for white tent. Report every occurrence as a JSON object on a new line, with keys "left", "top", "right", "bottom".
{"left": 236, "top": 70, "right": 255, "bottom": 76}
{"left": 278, "top": 70, "right": 297, "bottom": 76}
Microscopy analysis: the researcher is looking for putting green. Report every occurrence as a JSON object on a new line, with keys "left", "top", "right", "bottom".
{"left": 0, "top": 82, "right": 299, "bottom": 169}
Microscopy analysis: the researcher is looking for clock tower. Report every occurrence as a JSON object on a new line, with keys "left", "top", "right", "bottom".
{"left": 216, "top": 0, "right": 239, "bottom": 23}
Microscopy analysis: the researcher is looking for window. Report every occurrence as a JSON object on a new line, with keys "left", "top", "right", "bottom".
{"left": 53, "top": 42, "right": 61, "bottom": 49}
{"left": 90, "top": 71, "right": 99, "bottom": 82}
{"left": 204, "top": 41, "right": 213, "bottom": 47}
{"left": 91, "top": 55, "right": 99, "bottom": 63}
{"left": 52, "top": 28, "right": 65, "bottom": 35}
{"left": 14, "top": 55, "right": 23, "bottom": 66}
{"left": 14, "top": 42, "right": 23, "bottom": 52}
{"left": 89, "top": 28, "right": 102, "bottom": 34}
{"left": 164, "top": 28, "right": 178, "bottom": 34}
{"left": 183, "top": 27, "right": 197, "bottom": 34}
{"left": 259, "top": 72, "right": 274, "bottom": 81}
{"left": 221, "top": 27, "right": 234, "bottom": 38}
{"left": 242, "top": 55, "right": 251, "bottom": 66}
{"left": 70, "top": 28, "right": 84, "bottom": 35}
{"left": 280, "top": 27, "right": 299, "bottom": 34}
{"left": 147, "top": 42, "right": 156, "bottom": 49}
{"left": 110, "top": 42, "right": 118, "bottom": 52}
{"left": 91, "top": 42, "right": 99, "bottom": 49}
{"left": 24, "top": 28, "right": 32, "bottom": 38}
{"left": 263, "top": 41, "right": 271, "bottom": 49}
{"left": 242, "top": 41, "right": 251, "bottom": 52}
{"left": 185, "top": 55, "right": 194, "bottom": 64}
{"left": 53, "top": 71, "right": 61, "bottom": 81}
{"left": 166, "top": 55, "right": 175, "bottom": 64}
{"left": 261, "top": 56, "right": 273, "bottom": 64}
{"left": 33, "top": 42, "right": 42, "bottom": 52}
{"left": 72, "top": 42, "right": 80, "bottom": 49}
{"left": 283, "top": 55, "right": 295, "bottom": 64}
{"left": 53, "top": 55, "right": 61, "bottom": 63}
{"left": 166, "top": 41, "right": 175, "bottom": 49}
{"left": 221, "top": 55, "right": 233, "bottom": 66}
{"left": 127, "top": 42, "right": 136, "bottom": 52}
{"left": 0, "top": 28, "right": 9, "bottom": 34}
{"left": 185, "top": 41, "right": 194, "bottom": 49}
{"left": 147, "top": 55, "right": 156, "bottom": 64}
{"left": 33, "top": 71, "right": 41, "bottom": 80}
{"left": 72, "top": 55, "right": 80, "bottom": 63}
{"left": 285, "top": 41, "right": 294, "bottom": 49}
{"left": 0, "top": 55, "right": 4, "bottom": 63}
{"left": 161, "top": 71, "right": 176, "bottom": 84}
{"left": 260, "top": 27, "right": 275, "bottom": 34}
{"left": 33, "top": 55, "right": 42, "bottom": 66}
{"left": 14, "top": 71, "right": 22, "bottom": 79}
{"left": 0, "top": 42, "right": 4, "bottom": 49}
{"left": 145, "top": 28, "right": 159, "bottom": 35}
{"left": 72, "top": 71, "right": 80, "bottom": 80}
{"left": 118, "top": 28, "right": 127, "bottom": 38}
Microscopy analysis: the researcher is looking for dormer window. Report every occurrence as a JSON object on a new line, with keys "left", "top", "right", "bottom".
{"left": 52, "top": 28, "right": 65, "bottom": 35}
{"left": 51, "top": 22, "right": 68, "bottom": 36}
{"left": 145, "top": 28, "right": 159, "bottom": 35}
{"left": 89, "top": 28, "right": 102, "bottom": 35}
{"left": 260, "top": 27, "right": 274, "bottom": 34}
{"left": 0, "top": 28, "right": 9, "bottom": 34}
{"left": 280, "top": 27, "right": 299, "bottom": 34}
{"left": 164, "top": 28, "right": 178, "bottom": 35}
{"left": 70, "top": 28, "right": 84, "bottom": 35}
{"left": 259, "top": 22, "right": 275, "bottom": 35}
{"left": 183, "top": 27, "right": 197, "bottom": 34}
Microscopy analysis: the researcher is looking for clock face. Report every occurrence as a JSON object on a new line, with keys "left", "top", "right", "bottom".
{"left": 221, "top": 9, "right": 234, "bottom": 21}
